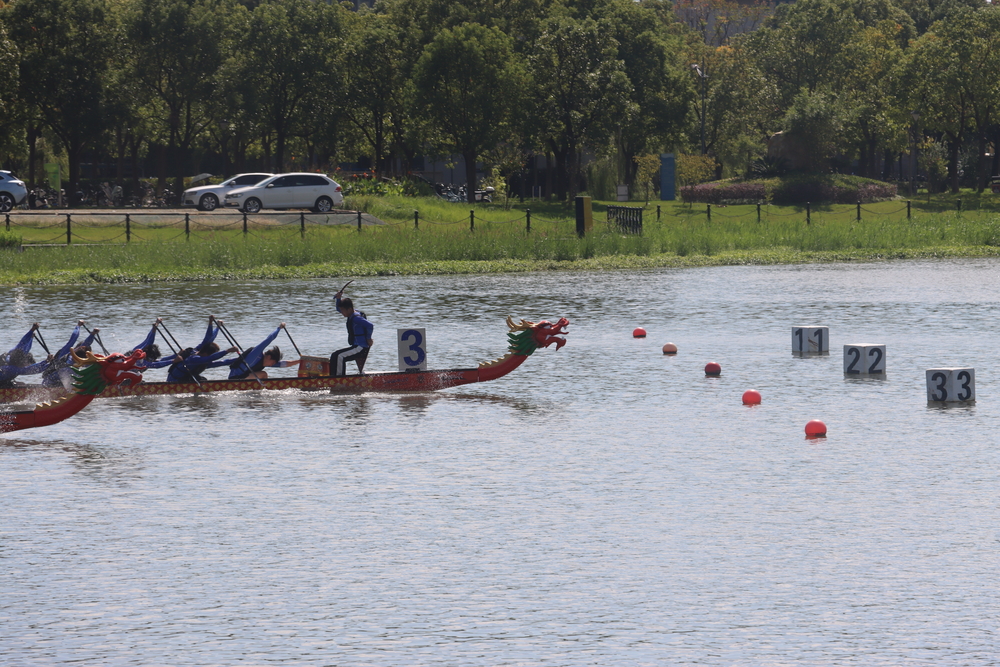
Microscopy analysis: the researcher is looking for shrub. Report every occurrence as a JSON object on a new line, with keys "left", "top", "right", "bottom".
{"left": 681, "top": 176, "right": 896, "bottom": 204}
{"left": 0, "top": 231, "right": 21, "bottom": 249}
{"left": 680, "top": 181, "right": 766, "bottom": 204}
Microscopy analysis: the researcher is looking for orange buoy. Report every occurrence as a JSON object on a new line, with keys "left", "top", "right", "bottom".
{"left": 633, "top": 327, "right": 647, "bottom": 338}
{"left": 662, "top": 343, "right": 678, "bottom": 355}
{"left": 704, "top": 361, "right": 721, "bottom": 376}
{"left": 805, "top": 419, "right": 827, "bottom": 437}
{"left": 742, "top": 389, "right": 761, "bottom": 405}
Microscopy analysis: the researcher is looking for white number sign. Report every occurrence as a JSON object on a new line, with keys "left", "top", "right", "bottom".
{"left": 843, "top": 344, "right": 886, "bottom": 375}
{"left": 926, "top": 368, "right": 975, "bottom": 402}
{"left": 397, "top": 328, "right": 427, "bottom": 371}
{"left": 792, "top": 326, "right": 829, "bottom": 353}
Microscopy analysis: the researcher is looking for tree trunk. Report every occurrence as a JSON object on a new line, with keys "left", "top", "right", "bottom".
{"left": 947, "top": 136, "right": 961, "bottom": 194}
{"left": 67, "top": 141, "right": 81, "bottom": 207}
{"left": 464, "top": 149, "right": 478, "bottom": 204}
{"left": 976, "top": 129, "right": 987, "bottom": 193}
{"left": 27, "top": 124, "right": 39, "bottom": 190}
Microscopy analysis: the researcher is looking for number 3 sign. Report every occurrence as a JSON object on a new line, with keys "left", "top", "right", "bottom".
{"left": 397, "top": 328, "right": 427, "bottom": 371}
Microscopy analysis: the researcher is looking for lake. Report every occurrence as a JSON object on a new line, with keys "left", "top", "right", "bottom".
{"left": 3, "top": 260, "right": 999, "bottom": 665}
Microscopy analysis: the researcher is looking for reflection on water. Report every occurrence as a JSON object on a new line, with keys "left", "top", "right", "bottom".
{"left": 4, "top": 259, "right": 1000, "bottom": 665}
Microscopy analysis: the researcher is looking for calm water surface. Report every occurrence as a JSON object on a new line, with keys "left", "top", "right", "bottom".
{"left": 2, "top": 260, "right": 1000, "bottom": 665}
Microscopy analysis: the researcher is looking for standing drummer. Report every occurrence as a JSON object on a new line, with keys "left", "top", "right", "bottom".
{"left": 330, "top": 288, "right": 373, "bottom": 376}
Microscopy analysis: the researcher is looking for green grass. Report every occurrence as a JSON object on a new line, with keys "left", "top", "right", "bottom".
{"left": 1, "top": 191, "right": 999, "bottom": 285}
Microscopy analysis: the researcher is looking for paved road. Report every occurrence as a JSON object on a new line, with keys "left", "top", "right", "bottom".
{"left": 8, "top": 208, "right": 386, "bottom": 227}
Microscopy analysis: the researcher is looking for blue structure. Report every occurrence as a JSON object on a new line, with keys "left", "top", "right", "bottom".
{"left": 660, "top": 153, "right": 676, "bottom": 201}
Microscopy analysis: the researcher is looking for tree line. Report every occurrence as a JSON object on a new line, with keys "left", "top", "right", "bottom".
{"left": 0, "top": 0, "right": 996, "bottom": 205}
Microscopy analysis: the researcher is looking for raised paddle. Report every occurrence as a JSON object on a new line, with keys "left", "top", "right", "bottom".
{"left": 215, "top": 320, "right": 266, "bottom": 388}
{"left": 32, "top": 324, "right": 50, "bottom": 354}
{"left": 283, "top": 327, "right": 303, "bottom": 358}
{"left": 156, "top": 320, "right": 183, "bottom": 354}
{"left": 156, "top": 320, "right": 203, "bottom": 389}
{"left": 82, "top": 323, "right": 109, "bottom": 354}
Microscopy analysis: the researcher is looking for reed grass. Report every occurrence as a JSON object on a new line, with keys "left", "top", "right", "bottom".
{"left": 2, "top": 193, "right": 1000, "bottom": 284}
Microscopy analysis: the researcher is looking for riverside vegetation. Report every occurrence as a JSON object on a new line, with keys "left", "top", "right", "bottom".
{"left": 2, "top": 193, "right": 1000, "bottom": 285}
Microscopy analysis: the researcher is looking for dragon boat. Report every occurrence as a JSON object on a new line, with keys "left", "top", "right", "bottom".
{"left": 0, "top": 317, "right": 569, "bottom": 415}
{"left": 1, "top": 348, "right": 146, "bottom": 433}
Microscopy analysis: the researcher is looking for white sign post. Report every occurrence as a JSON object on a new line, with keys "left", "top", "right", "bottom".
{"left": 397, "top": 328, "right": 427, "bottom": 372}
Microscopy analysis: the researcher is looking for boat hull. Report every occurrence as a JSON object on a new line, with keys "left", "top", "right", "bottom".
{"left": 1, "top": 366, "right": 487, "bottom": 404}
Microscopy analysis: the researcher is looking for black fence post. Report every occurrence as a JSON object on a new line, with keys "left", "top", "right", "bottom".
{"left": 907, "top": 200, "right": 912, "bottom": 220}
{"left": 300, "top": 212, "right": 305, "bottom": 239}
{"left": 357, "top": 211, "right": 362, "bottom": 232}
{"left": 5, "top": 213, "right": 9, "bottom": 231}
{"left": 526, "top": 208, "right": 531, "bottom": 233}
{"left": 66, "top": 214, "right": 71, "bottom": 245}
{"left": 414, "top": 210, "right": 419, "bottom": 230}
{"left": 856, "top": 202, "right": 861, "bottom": 221}
{"left": 757, "top": 202, "right": 761, "bottom": 223}
{"left": 126, "top": 214, "right": 131, "bottom": 243}
{"left": 957, "top": 199, "right": 962, "bottom": 214}
{"left": 470, "top": 210, "right": 475, "bottom": 232}
{"left": 185, "top": 213, "right": 190, "bottom": 241}
{"left": 707, "top": 204, "right": 711, "bottom": 221}
{"left": 656, "top": 205, "right": 661, "bottom": 221}
{"left": 806, "top": 202, "right": 811, "bottom": 225}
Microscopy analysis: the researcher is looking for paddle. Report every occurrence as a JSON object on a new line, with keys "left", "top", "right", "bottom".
{"left": 284, "top": 327, "right": 303, "bottom": 358}
{"left": 81, "top": 323, "right": 109, "bottom": 354}
{"left": 32, "top": 323, "right": 50, "bottom": 355}
{"left": 156, "top": 319, "right": 203, "bottom": 389}
{"left": 215, "top": 320, "right": 265, "bottom": 388}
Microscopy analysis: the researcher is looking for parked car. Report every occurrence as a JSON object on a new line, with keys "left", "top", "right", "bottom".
{"left": 225, "top": 173, "right": 344, "bottom": 213}
{"left": 0, "top": 171, "right": 28, "bottom": 212}
{"left": 182, "top": 173, "right": 273, "bottom": 211}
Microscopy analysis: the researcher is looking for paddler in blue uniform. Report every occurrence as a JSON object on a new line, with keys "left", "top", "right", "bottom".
{"left": 0, "top": 324, "right": 47, "bottom": 388}
{"left": 330, "top": 291, "right": 373, "bottom": 376}
{"left": 166, "top": 341, "right": 237, "bottom": 383}
{"left": 40, "top": 321, "right": 101, "bottom": 387}
{"left": 228, "top": 323, "right": 299, "bottom": 380}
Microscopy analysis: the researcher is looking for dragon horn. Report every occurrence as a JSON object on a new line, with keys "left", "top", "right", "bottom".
{"left": 506, "top": 316, "right": 535, "bottom": 332}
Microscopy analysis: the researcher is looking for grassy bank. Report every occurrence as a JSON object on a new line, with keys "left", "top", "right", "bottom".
{"left": 2, "top": 192, "right": 999, "bottom": 285}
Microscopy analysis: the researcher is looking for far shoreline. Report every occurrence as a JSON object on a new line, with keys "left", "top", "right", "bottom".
{"left": 3, "top": 245, "right": 999, "bottom": 285}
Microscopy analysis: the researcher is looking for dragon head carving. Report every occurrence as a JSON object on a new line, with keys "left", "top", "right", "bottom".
{"left": 505, "top": 316, "right": 569, "bottom": 355}
{"left": 70, "top": 349, "right": 147, "bottom": 394}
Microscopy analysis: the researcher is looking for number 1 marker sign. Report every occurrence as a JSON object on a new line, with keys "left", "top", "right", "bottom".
{"left": 792, "top": 326, "right": 829, "bottom": 354}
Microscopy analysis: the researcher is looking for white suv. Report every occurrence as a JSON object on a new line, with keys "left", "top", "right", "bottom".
{"left": 225, "top": 173, "right": 344, "bottom": 213}
{"left": 0, "top": 171, "right": 28, "bottom": 212}
{"left": 182, "top": 173, "right": 273, "bottom": 211}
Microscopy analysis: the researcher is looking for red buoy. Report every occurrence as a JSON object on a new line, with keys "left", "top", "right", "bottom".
{"left": 662, "top": 342, "right": 678, "bottom": 355}
{"left": 742, "top": 389, "right": 761, "bottom": 405}
{"left": 633, "top": 327, "right": 647, "bottom": 338}
{"left": 705, "top": 361, "right": 722, "bottom": 376}
{"left": 805, "top": 419, "right": 827, "bottom": 437}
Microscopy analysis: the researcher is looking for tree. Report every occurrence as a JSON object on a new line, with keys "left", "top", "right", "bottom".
{"left": 413, "top": 23, "right": 526, "bottom": 203}
{"left": 839, "top": 21, "right": 908, "bottom": 178}
{"left": 599, "top": 0, "right": 694, "bottom": 188}
{"left": 340, "top": 13, "right": 406, "bottom": 175}
{"left": 128, "top": 0, "right": 230, "bottom": 195}
{"left": 231, "top": 0, "right": 342, "bottom": 173}
{"left": 528, "top": 16, "right": 629, "bottom": 201}
{"left": 903, "top": 8, "right": 1000, "bottom": 192}
{"left": 7, "top": 0, "right": 113, "bottom": 200}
